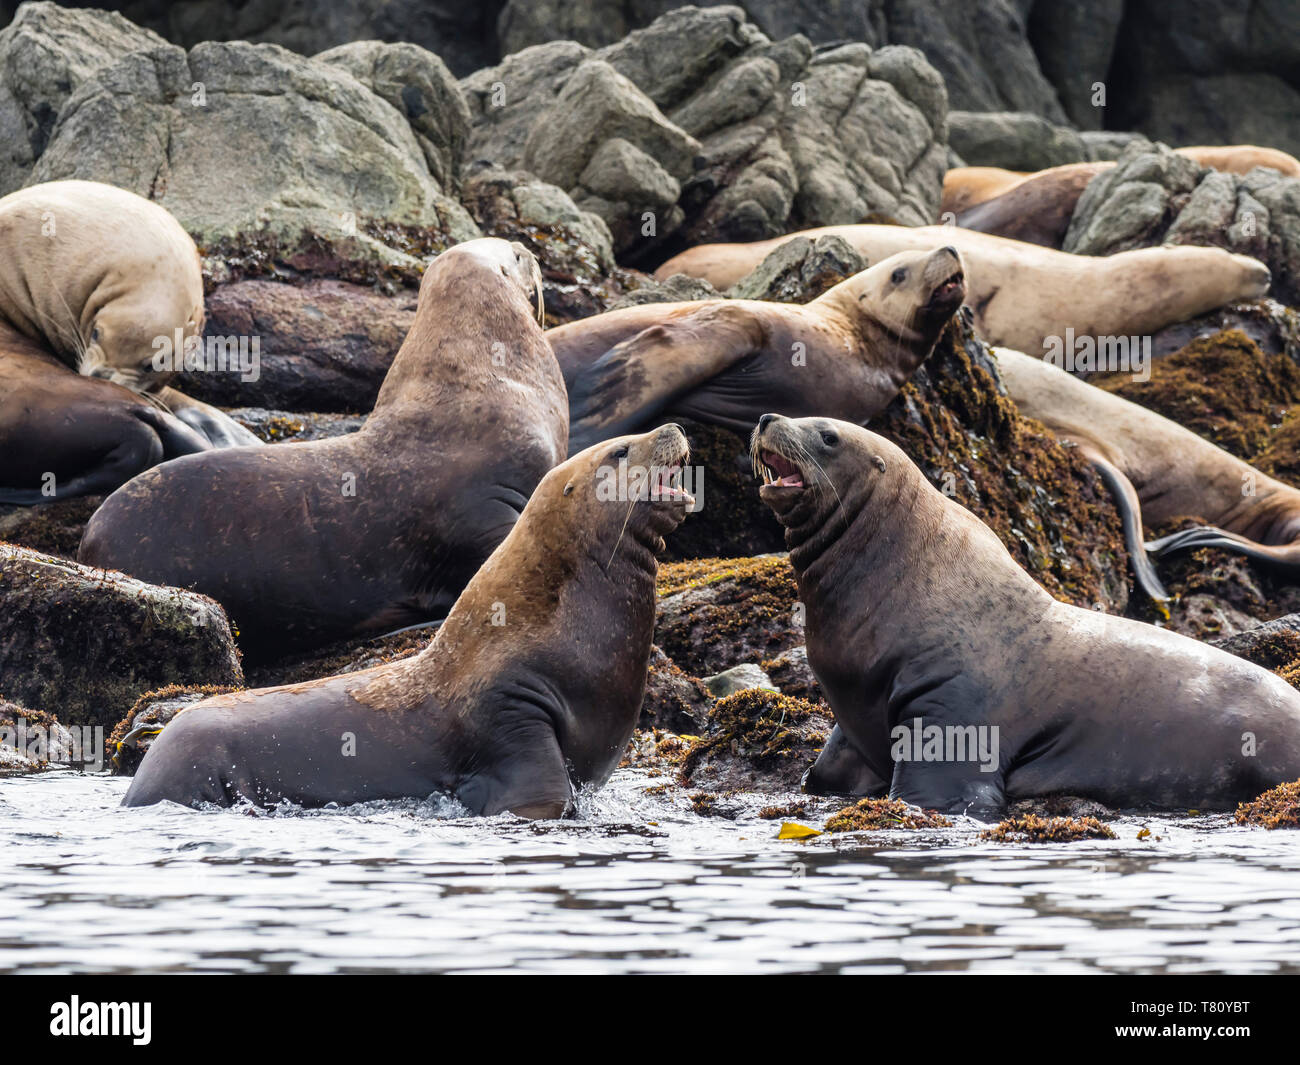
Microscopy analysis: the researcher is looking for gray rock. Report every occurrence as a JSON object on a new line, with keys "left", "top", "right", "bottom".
{"left": 0, "top": 698, "right": 79, "bottom": 775}
{"left": 0, "top": 2, "right": 166, "bottom": 195}
{"left": 32, "top": 37, "right": 479, "bottom": 269}
{"left": 727, "top": 234, "right": 867, "bottom": 302}
{"left": 640, "top": 645, "right": 713, "bottom": 733}
{"left": 228, "top": 409, "right": 367, "bottom": 443}
{"left": 1078, "top": 130, "right": 1150, "bottom": 160}
{"left": 1211, "top": 614, "right": 1300, "bottom": 660}
{"left": 948, "top": 110, "right": 1090, "bottom": 171}
{"left": 0, "top": 544, "right": 243, "bottom": 730}
{"left": 465, "top": 7, "right": 945, "bottom": 256}
{"left": 315, "top": 40, "right": 471, "bottom": 192}
{"left": 761, "top": 644, "right": 823, "bottom": 702}
{"left": 606, "top": 273, "right": 720, "bottom": 311}
{"left": 703, "top": 663, "right": 776, "bottom": 698}
{"left": 1024, "top": 0, "right": 1123, "bottom": 130}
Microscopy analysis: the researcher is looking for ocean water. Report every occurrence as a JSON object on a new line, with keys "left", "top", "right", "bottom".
{"left": 2, "top": 768, "right": 1299, "bottom": 974}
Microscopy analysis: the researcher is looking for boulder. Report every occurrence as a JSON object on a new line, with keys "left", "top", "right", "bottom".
{"left": 761, "top": 644, "right": 823, "bottom": 703}
{"left": 106, "top": 684, "right": 239, "bottom": 775}
{"left": 464, "top": 7, "right": 946, "bottom": 259}
{"left": 726, "top": 233, "right": 866, "bottom": 302}
{"left": 0, "top": 544, "right": 243, "bottom": 729}
{"left": 0, "top": 697, "right": 80, "bottom": 774}
{"left": 702, "top": 662, "right": 775, "bottom": 698}
{"left": 0, "top": 2, "right": 166, "bottom": 195}
{"left": 178, "top": 279, "right": 417, "bottom": 412}
{"left": 640, "top": 645, "right": 713, "bottom": 733}
{"left": 947, "top": 110, "right": 1090, "bottom": 171}
{"left": 31, "top": 36, "right": 479, "bottom": 272}
{"left": 1064, "top": 142, "right": 1300, "bottom": 307}
{"left": 0, "top": 495, "right": 103, "bottom": 560}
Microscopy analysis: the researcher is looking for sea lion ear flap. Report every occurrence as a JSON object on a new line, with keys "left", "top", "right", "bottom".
{"left": 873, "top": 455, "right": 887, "bottom": 472}
{"left": 563, "top": 481, "right": 575, "bottom": 496}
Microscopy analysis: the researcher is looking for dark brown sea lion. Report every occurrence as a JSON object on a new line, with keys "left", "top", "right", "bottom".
{"left": 753, "top": 413, "right": 1300, "bottom": 815}
{"left": 121, "top": 425, "right": 694, "bottom": 815}
{"left": 80, "top": 238, "right": 567, "bottom": 662}
{"left": 547, "top": 248, "right": 966, "bottom": 453}
{"left": 996, "top": 346, "right": 1300, "bottom": 596}
{"left": 952, "top": 162, "right": 1111, "bottom": 248}
{"left": 0, "top": 180, "right": 259, "bottom": 503}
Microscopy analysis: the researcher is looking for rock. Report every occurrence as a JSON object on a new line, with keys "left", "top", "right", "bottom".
{"left": 1079, "top": 130, "right": 1150, "bottom": 160}
{"left": 1006, "top": 794, "right": 1117, "bottom": 820}
{"left": 727, "top": 234, "right": 867, "bottom": 302}
{"left": 947, "top": 110, "right": 1090, "bottom": 171}
{"left": 0, "top": 495, "right": 103, "bottom": 560}
{"left": 32, "top": 34, "right": 479, "bottom": 273}
{"left": 1104, "top": 0, "right": 1300, "bottom": 159}
{"left": 177, "top": 279, "right": 417, "bottom": 413}
{"left": 246, "top": 628, "right": 429, "bottom": 690}
{"left": 101, "top": 0, "right": 505, "bottom": 78}
{"left": 228, "top": 410, "right": 366, "bottom": 444}
{"left": 605, "top": 273, "right": 720, "bottom": 310}
{"left": 1211, "top": 614, "right": 1300, "bottom": 668}
{"left": 679, "top": 688, "right": 832, "bottom": 792}
{"left": 106, "top": 684, "right": 240, "bottom": 776}
{"left": 980, "top": 815, "right": 1116, "bottom": 841}
{"left": 0, "top": 2, "right": 167, "bottom": 194}
{"left": 465, "top": 7, "right": 946, "bottom": 258}
{"left": 1063, "top": 142, "right": 1300, "bottom": 307}
{"left": 460, "top": 164, "right": 643, "bottom": 323}
{"left": 761, "top": 644, "right": 823, "bottom": 703}
{"left": 640, "top": 646, "right": 713, "bottom": 733}
{"left": 315, "top": 40, "right": 471, "bottom": 192}
{"left": 1150, "top": 299, "right": 1300, "bottom": 363}
{"left": 0, "top": 544, "right": 243, "bottom": 730}
{"left": 1025, "top": 0, "right": 1124, "bottom": 130}
{"left": 0, "top": 697, "right": 80, "bottom": 774}
{"left": 702, "top": 663, "right": 775, "bottom": 698}
{"left": 1235, "top": 779, "right": 1300, "bottom": 829}
{"left": 655, "top": 556, "right": 803, "bottom": 677}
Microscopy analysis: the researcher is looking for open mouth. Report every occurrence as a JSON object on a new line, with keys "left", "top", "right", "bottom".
{"left": 651, "top": 443, "right": 694, "bottom": 504}
{"left": 756, "top": 449, "right": 806, "bottom": 489}
{"left": 926, "top": 269, "right": 965, "bottom": 309}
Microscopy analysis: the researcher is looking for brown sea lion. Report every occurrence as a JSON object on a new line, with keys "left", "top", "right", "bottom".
{"left": 952, "top": 162, "right": 1112, "bottom": 248}
{"left": 655, "top": 225, "right": 1271, "bottom": 358}
{"left": 752, "top": 413, "right": 1300, "bottom": 814}
{"left": 942, "top": 145, "right": 1300, "bottom": 217}
{"left": 122, "top": 425, "right": 694, "bottom": 814}
{"left": 548, "top": 248, "right": 966, "bottom": 453}
{"left": 995, "top": 346, "right": 1300, "bottom": 596}
{"left": 0, "top": 180, "right": 259, "bottom": 503}
{"left": 80, "top": 238, "right": 568, "bottom": 662}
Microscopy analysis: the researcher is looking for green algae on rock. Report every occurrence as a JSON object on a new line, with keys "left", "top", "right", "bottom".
{"left": 1234, "top": 780, "right": 1300, "bottom": 829}
{"left": 980, "top": 815, "right": 1117, "bottom": 842}
{"left": 824, "top": 798, "right": 953, "bottom": 832}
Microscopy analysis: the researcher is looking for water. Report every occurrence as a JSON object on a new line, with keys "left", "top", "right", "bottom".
{"left": 3, "top": 768, "right": 1300, "bottom": 974}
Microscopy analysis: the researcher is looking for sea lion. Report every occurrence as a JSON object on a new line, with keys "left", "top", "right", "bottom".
{"left": 80, "top": 238, "right": 568, "bottom": 662}
{"left": 752, "top": 413, "right": 1300, "bottom": 815}
{"left": 547, "top": 248, "right": 966, "bottom": 453}
{"left": 121, "top": 425, "right": 694, "bottom": 814}
{"left": 995, "top": 346, "right": 1300, "bottom": 596}
{"left": 655, "top": 225, "right": 1271, "bottom": 358}
{"left": 951, "top": 162, "right": 1112, "bottom": 248}
{"left": 0, "top": 180, "right": 259, "bottom": 503}
{"left": 941, "top": 145, "right": 1300, "bottom": 216}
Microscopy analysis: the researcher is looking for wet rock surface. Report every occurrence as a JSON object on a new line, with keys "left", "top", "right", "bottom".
{"left": 0, "top": 544, "right": 243, "bottom": 730}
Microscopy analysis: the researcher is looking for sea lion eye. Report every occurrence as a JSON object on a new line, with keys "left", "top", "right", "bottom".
{"left": 90, "top": 327, "right": 100, "bottom": 342}
{"left": 890, "top": 268, "right": 907, "bottom": 284}
{"left": 820, "top": 431, "right": 838, "bottom": 446}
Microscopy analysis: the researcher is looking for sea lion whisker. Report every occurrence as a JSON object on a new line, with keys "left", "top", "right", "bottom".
{"left": 605, "top": 491, "right": 639, "bottom": 572}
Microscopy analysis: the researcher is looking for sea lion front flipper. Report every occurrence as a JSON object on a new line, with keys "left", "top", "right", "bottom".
{"left": 566, "top": 304, "right": 764, "bottom": 454}
{"left": 803, "top": 724, "right": 889, "bottom": 797}
{"left": 458, "top": 722, "right": 574, "bottom": 820}
{"left": 155, "top": 387, "right": 263, "bottom": 448}
{"left": 1087, "top": 454, "right": 1170, "bottom": 602}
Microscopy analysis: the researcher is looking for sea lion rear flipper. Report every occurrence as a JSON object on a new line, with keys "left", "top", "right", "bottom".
{"left": 1087, "top": 454, "right": 1170, "bottom": 602}
{"left": 890, "top": 757, "right": 1007, "bottom": 822}
{"left": 566, "top": 305, "right": 763, "bottom": 454}
{"left": 1146, "top": 524, "right": 1300, "bottom": 572}
{"left": 155, "top": 387, "right": 263, "bottom": 449}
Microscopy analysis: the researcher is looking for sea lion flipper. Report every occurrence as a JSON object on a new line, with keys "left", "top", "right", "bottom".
{"left": 566, "top": 306, "right": 761, "bottom": 453}
{"left": 459, "top": 724, "right": 574, "bottom": 820}
{"left": 1088, "top": 455, "right": 1169, "bottom": 602}
{"left": 156, "top": 387, "right": 263, "bottom": 448}
{"left": 890, "top": 758, "right": 1006, "bottom": 822}
{"left": 1147, "top": 524, "right": 1300, "bottom": 572}
{"left": 803, "top": 724, "right": 889, "bottom": 797}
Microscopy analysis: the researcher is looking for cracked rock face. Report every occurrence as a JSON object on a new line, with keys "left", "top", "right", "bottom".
{"left": 465, "top": 6, "right": 946, "bottom": 261}
{"left": 29, "top": 36, "right": 479, "bottom": 268}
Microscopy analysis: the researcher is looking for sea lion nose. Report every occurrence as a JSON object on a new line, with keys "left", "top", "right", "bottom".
{"left": 941, "top": 245, "right": 957, "bottom": 257}
{"left": 758, "top": 413, "right": 777, "bottom": 431}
